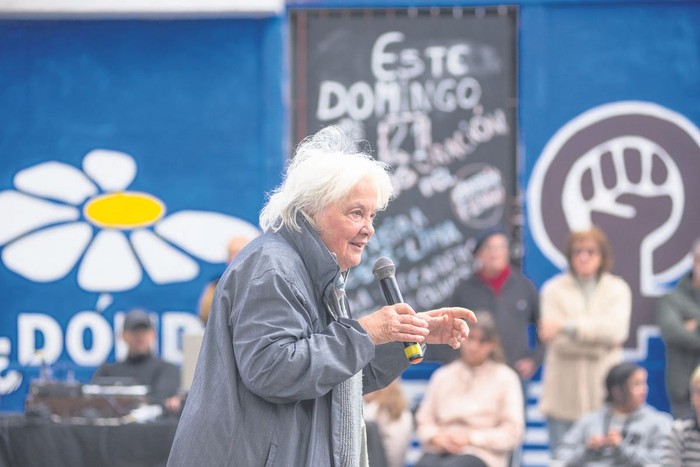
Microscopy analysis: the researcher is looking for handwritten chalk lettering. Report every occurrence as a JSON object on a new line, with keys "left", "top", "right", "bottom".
{"left": 400, "top": 242, "right": 472, "bottom": 291}
{"left": 417, "top": 77, "right": 482, "bottom": 113}
{"left": 418, "top": 166, "right": 457, "bottom": 198}
{"left": 377, "top": 112, "right": 431, "bottom": 166}
{"left": 460, "top": 106, "right": 509, "bottom": 144}
{"left": 417, "top": 108, "right": 509, "bottom": 173}
{"left": 371, "top": 31, "right": 497, "bottom": 81}
{"left": 370, "top": 207, "right": 430, "bottom": 253}
{"left": 350, "top": 209, "right": 461, "bottom": 288}
{"left": 377, "top": 108, "right": 508, "bottom": 187}
{"left": 397, "top": 244, "right": 474, "bottom": 310}
{"left": 317, "top": 76, "right": 482, "bottom": 123}
{"left": 376, "top": 81, "right": 403, "bottom": 116}
{"left": 415, "top": 276, "right": 461, "bottom": 309}
{"left": 390, "top": 165, "right": 419, "bottom": 197}
{"left": 347, "top": 242, "right": 472, "bottom": 316}
{"left": 376, "top": 218, "right": 464, "bottom": 269}
{"left": 371, "top": 32, "right": 425, "bottom": 81}
{"left": 402, "top": 219, "right": 463, "bottom": 262}
{"left": 317, "top": 80, "right": 374, "bottom": 121}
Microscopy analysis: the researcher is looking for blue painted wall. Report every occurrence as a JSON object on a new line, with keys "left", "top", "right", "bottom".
{"left": 0, "top": 17, "right": 286, "bottom": 411}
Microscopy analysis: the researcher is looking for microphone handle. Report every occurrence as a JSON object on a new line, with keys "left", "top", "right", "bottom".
{"left": 379, "top": 277, "right": 424, "bottom": 364}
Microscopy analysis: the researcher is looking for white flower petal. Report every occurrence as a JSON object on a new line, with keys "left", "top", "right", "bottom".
{"left": 0, "top": 191, "right": 79, "bottom": 245}
{"left": 2, "top": 223, "right": 92, "bottom": 282}
{"left": 83, "top": 149, "right": 137, "bottom": 192}
{"left": 78, "top": 230, "right": 142, "bottom": 292}
{"left": 156, "top": 211, "right": 260, "bottom": 263}
{"left": 131, "top": 229, "right": 199, "bottom": 284}
{"left": 13, "top": 161, "right": 98, "bottom": 205}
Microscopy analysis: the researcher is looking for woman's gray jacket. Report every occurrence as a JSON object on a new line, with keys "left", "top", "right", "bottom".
{"left": 167, "top": 220, "right": 410, "bottom": 467}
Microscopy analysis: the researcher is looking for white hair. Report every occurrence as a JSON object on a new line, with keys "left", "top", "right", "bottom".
{"left": 259, "top": 126, "right": 394, "bottom": 232}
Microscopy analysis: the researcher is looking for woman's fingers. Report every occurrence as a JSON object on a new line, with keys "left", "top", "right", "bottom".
{"left": 358, "top": 305, "right": 429, "bottom": 345}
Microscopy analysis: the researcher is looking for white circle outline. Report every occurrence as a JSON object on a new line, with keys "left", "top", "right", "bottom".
{"left": 526, "top": 100, "right": 700, "bottom": 270}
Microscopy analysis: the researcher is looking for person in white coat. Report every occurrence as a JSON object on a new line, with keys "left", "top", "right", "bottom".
{"left": 538, "top": 226, "right": 632, "bottom": 453}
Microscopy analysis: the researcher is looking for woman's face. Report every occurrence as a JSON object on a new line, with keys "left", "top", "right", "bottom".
{"left": 622, "top": 368, "right": 648, "bottom": 411}
{"left": 476, "top": 233, "right": 510, "bottom": 276}
{"left": 460, "top": 328, "right": 495, "bottom": 367}
{"left": 571, "top": 239, "right": 602, "bottom": 280}
{"left": 313, "top": 177, "right": 377, "bottom": 271}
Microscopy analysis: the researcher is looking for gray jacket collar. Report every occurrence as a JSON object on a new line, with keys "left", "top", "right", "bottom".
{"left": 279, "top": 216, "right": 345, "bottom": 306}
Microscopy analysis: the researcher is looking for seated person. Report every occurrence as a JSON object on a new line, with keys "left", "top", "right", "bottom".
{"left": 660, "top": 364, "right": 700, "bottom": 465}
{"left": 415, "top": 310, "right": 524, "bottom": 467}
{"left": 553, "top": 361, "right": 673, "bottom": 466}
{"left": 363, "top": 379, "right": 414, "bottom": 467}
{"left": 93, "top": 308, "right": 181, "bottom": 414}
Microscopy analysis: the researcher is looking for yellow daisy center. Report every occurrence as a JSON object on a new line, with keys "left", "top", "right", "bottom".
{"left": 84, "top": 192, "right": 165, "bottom": 229}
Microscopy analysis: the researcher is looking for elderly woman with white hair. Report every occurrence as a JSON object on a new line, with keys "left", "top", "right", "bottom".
{"left": 167, "top": 126, "right": 476, "bottom": 467}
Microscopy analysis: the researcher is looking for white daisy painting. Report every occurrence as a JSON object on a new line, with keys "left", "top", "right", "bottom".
{"left": 0, "top": 149, "right": 260, "bottom": 292}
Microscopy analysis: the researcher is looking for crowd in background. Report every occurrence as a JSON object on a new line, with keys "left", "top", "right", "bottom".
{"left": 91, "top": 223, "right": 700, "bottom": 466}
{"left": 40, "top": 125, "right": 691, "bottom": 467}
{"left": 70, "top": 125, "right": 697, "bottom": 466}
{"left": 360, "top": 227, "right": 700, "bottom": 466}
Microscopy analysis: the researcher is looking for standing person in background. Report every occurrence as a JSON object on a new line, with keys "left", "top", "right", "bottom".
{"left": 443, "top": 227, "right": 543, "bottom": 384}
{"left": 553, "top": 362, "right": 672, "bottom": 466}
{"left": 656, "top": 237, "right": 700, "bottom": 419}
{"left": 660, "top": 364, "right": 700, "bottom": 465}
{"left": 415, "top": 310, "right": 524, "bottom": 467}
{"left": 197, "top": 235, "right": 254, "bottom": 325}
{"left": 167, "top": 126, "right": 476, "bottom": 467}
{"left": 538, "top": 226, "right": 632, "bottom": 453}
{"left": 363, "top": 379, "right": 413, "bottom": 467}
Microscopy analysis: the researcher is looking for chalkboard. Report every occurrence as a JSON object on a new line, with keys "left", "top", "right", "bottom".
{"left": 290, "top": 7, "right": 518, "bottom": 316}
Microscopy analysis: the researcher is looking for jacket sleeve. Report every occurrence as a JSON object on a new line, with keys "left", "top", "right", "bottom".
{"left": 545, "top": 277, "right": 631, "bottom": 357}
{"left": 540, "top": 279, "right": 608, "bottom": 358}
{"left": 362, "top": 342, "right": 410, "bottom": 394}
{"left": 571, "top": 277, "right": 631, "bottom": 346}
{"left": 659, "top": 422, "right": 685, "bottom": 466}
{"left": 231, "top": 270, "right": 377, "bottom": 404}
{"left": 552, "top": 415, "right": 598, "bottom": 466}
{"left": 615, "top": 413, "right": 673, "bottom": 466}
{"left": 656, "top": 291, "right": 700, "bottom": 349}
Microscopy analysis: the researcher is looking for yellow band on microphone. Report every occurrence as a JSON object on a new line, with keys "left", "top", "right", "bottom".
{"left": 404, "top": 343, "right": 424, "bottom": 364}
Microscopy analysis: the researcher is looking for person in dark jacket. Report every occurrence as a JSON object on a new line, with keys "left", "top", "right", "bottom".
{"left": 657, "top": 237, "right": 700, "bottom": 419}
{"left": 437, "top": 228, "right": 543, "bottom": 382}
{"left": 167, "top": 126, "right": 476, "bottom": 467}
{"left": 92, "top": 308, "right": 181, "bottom": 412}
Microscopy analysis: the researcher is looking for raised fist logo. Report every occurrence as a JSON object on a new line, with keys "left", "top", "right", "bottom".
{"left": 528, "top": 101, "right": 700, "bottom": 341}
{"left": 562, "top": 135, "right": 684, "bottom": 296}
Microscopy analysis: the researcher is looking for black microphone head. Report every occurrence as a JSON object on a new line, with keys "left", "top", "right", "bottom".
{"left": 372, "top": 256, "right": 396, "bottom": 281}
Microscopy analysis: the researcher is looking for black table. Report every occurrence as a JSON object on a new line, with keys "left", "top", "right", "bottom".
{"left": 0, "top": 414, "right": 178, "bottom": 467}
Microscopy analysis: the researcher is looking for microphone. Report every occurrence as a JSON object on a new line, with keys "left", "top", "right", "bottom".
{"left": 372, "top": 256, "right": 424, "bottom": 364}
